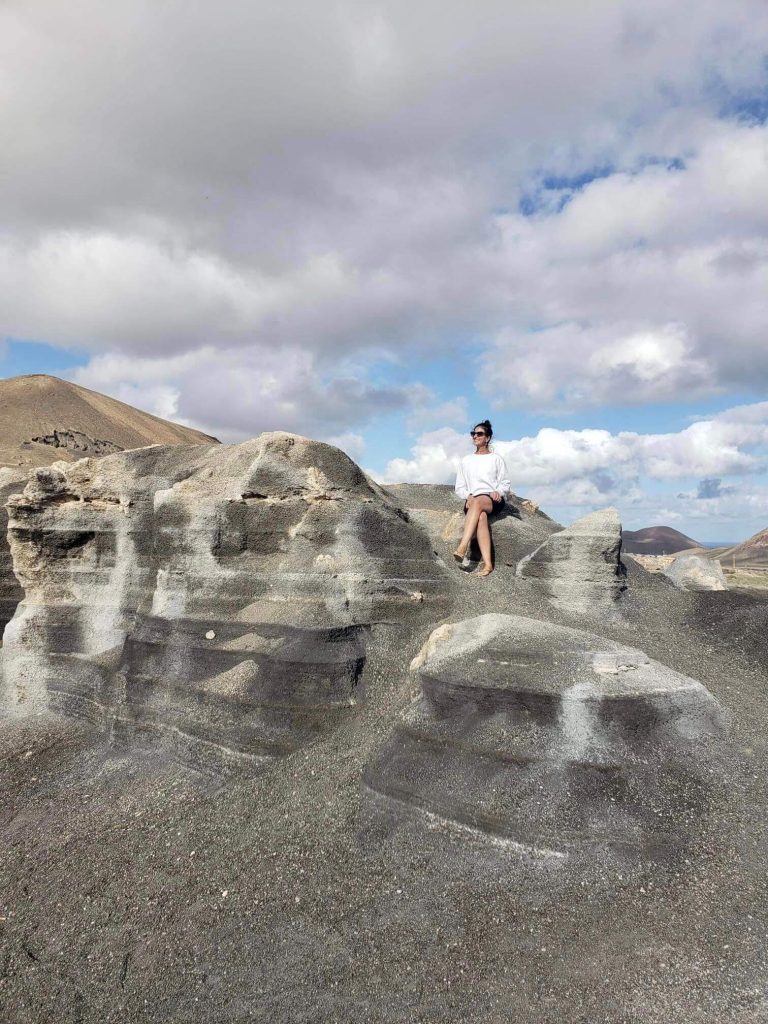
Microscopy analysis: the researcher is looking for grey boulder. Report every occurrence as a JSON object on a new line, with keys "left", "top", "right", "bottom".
{"left": 366, "top": 613, "right": 727, "bottom": 860}
{"left": 663, "top": 553, "right": 728, "bottom": 591}
{"left": 517, "top": 507, "right": 626, "bottom": 613}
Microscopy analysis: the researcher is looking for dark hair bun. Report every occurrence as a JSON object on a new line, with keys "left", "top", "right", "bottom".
{"left": 474, "top": 419, "right": 493, "bottom": 439}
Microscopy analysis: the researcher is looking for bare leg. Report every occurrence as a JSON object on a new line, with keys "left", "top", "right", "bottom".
{"left": 476, "top": 510, "right": 493, "bottom": 574}
{"left": 454, "top": 495, "right": 493, "bottom": 560}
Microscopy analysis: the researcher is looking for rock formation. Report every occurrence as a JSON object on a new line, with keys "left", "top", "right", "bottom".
{"left": 3, "top": 432, "right": 763, "bottom": 1023}
{"left": 663, "top": 553, "right": 728, "bottom": 591}
{"left": 517, "top": 507, "right": 626, "bottom": 613}
{"left": 30, "top": 429, "right": 124, "bottom": 457}
{"left": 0, "top": 467, "right": 26, "bottom": 637}
{"left": 366, "top": 613, "right": 727, "bottom": 859}
{"left": 1, "top": 434, "right": 450, "bottom": 772}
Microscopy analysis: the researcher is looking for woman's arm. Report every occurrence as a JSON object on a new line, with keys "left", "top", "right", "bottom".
{"left": 455, "top": 458, "right": 470, "bottom": 500}
{"left": 495, "top": 454, "right": 511, "bottom": 494}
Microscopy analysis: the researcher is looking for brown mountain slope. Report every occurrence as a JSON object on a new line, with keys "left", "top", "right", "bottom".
{"left": 0, "top": 374, "right": 218, "bottom": 468}
{"left": 622, "top": 525, "right": 701, "bottom": 555}
{"left": 717, "top": 527, "right": 768, "bottom": 568}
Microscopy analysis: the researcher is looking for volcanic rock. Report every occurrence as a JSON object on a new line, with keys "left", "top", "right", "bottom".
{"left": 366, "top": 613, "right": 727, "bottom": 860}
{"left": 0, "top": 467, "right": 26, "bottom": 637}
{"left": 516, "top": 507, "right": 626, "bottom": 613}
{"left": 3, "top": 433, "right": 766, "bottom": 1023}
{"left": 663, "top": 553, "right": 728, "bottom": 591}
{"left": 30, "top": 429, "right": 125, "bottom": 457}
{"left": 0, "top": 433, "right": 450, "bottom": 771}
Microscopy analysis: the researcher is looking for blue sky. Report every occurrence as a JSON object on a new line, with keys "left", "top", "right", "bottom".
{"left": 1, "top": 1, "right": 768, "bottom": 542}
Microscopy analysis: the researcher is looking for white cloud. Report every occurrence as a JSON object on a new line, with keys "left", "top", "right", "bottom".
{"left": 1, "top": 1, "right": 767, "bottom": 437}
{"left": 483, "top": 119, "right": 768, "bottom": 409}
{"left": 322, "top": 432, "right": 366, "bottom": 461}
{"left": 406, "top": 396, "right": 469, "bottom": 431}
{"left": 71, "top": 347, "right": 426, "bottom": 442}
{"left": 379, "top": 401, "right": 768, "bottom": 532}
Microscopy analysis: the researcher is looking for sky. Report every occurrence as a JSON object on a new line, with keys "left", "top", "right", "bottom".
{"left": 1, "top": 1, "right": 767, "bottom": 542}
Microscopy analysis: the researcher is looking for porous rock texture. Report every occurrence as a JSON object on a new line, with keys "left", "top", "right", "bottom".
{"left": 517, "top": 506, "right": 626, "bottom": 614}
{"left": 366, "top": 614, "right": 726, "bottom": 861}
{"left": 0, "top": 467, "right": 27, "bottom": 637}
{"left": 0, "top": 434, "right": 450, "bottom": 771}
{"left": 663, "top": 552, "right": 728, "bottom": 591}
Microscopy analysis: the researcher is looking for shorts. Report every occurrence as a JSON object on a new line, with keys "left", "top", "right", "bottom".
{"left": 463, "top": 494, "right": 505, "bottom": 516}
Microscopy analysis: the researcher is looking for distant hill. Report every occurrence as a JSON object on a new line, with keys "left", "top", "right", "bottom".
{"left": 716, "top": 527, "right": 768, "bottom": 569}
{"left": 622, "top": 525, "right": 702, "bottom": 555}
{"left": 0, "top": 374, "right": 218, "bottom": 468}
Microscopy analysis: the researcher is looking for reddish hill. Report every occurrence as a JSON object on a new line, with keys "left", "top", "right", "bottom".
{"left": 622, "top": 526, "right": 701, "bottom": 555}
{"left": 717, "top": 528, "right": 768, "bottom": 569}
{"left": 0, "top": 374, "right": 219, "bottom": 468}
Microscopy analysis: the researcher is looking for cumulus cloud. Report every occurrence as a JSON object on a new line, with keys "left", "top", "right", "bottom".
{"left": 1, "top": 0, "right": 768, "bottom": 436}
{"left": 379, "top": 401, "right": 768, "bottom": 528}
{"left": 72, "top": 348, "right": 428, "bottom": 442}
{"left": 483, "top": 120, "right": 768, "bottom": 408}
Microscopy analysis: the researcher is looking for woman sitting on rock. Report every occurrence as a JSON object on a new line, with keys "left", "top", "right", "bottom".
{"left": 453, "top": 419, "right": 510, "bottom": 577}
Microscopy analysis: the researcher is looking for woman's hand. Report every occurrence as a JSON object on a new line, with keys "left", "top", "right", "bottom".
{"left": 490, "top": 491, "right": 501, "bottom": 502}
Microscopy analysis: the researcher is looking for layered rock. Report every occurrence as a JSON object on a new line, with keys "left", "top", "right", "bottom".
{"left": 0, "top": 434, "right": 450, "bottom": 771}
{"left": 517, "top": 507, "right": 626, "bottom": 613}
{"left": 0, "top": 468, "right": 27, "bottom": 638}
{"left": 663, "top": 553, "right": 728, "bottom": 592}
{"left": 366, "top": 614, "right": 727, "bottom": 859}
{"left": 384, "top": 483, "right": 561, "bottom": 568}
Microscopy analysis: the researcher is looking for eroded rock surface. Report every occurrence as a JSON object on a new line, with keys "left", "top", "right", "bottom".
{"left": 517, "top": 507, "right": 626, "bottom": 613}
{"left": 663, "top": 553, "right": 728, "bottom": 592}
{"left": 0, "top": 434, "right": 450, "bottom": 771}
{"left": 366, "top": 613, "right": 727, "bottom": 860}
{"left": 0, "top": 468, "right": 27, "bottom": 638}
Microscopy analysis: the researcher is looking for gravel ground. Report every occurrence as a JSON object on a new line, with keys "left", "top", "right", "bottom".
{"left": 1, "top": 564, "right": 767, "bottom": 1023}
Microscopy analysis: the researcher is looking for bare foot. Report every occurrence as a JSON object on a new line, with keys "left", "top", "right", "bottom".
{"left": 453, "top": 547, "right": 467, "bottom": 562}
{"left": 476, "top": 564, "right": 493, "bottom": 577}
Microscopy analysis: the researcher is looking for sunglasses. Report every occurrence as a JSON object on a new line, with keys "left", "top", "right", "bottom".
{"left": 470, "top": 431, "right": 487, "bottom": 437}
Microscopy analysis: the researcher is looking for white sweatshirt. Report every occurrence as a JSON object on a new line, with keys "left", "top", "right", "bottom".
{"left": 454, "top": 452, "right": 511, "bottom": 500}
